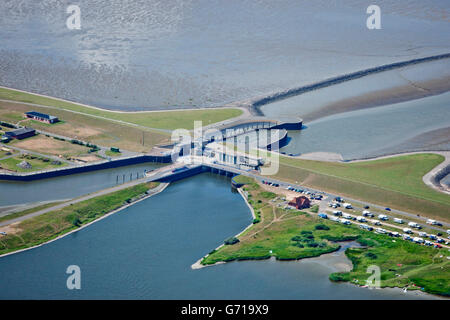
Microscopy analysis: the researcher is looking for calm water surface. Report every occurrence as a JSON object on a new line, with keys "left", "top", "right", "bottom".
{"left": 0, "top": 174, "right": 435, "bottom": 299}
{"left": 280, "top": 92, "right": 450, "bottom": 159}
{"left": 0, "top": 163, "right": 163, "bottom": 207}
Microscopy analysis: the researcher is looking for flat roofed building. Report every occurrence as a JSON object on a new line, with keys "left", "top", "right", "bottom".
{"left": 25, "top": 111, "right": 59, "bottom": 124}
{"left": 5, "top": 128, "right": 36, "bottom": 140}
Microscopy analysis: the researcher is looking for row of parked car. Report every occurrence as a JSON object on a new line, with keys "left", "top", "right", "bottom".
{"left": 262, "top": 180, "right": 279, "bottom": 187}
{"left": 286, "top": 186, "right": 324, "bottom": 200}
{"left": 318, "top": 212, "right": 448, "bottom": 248}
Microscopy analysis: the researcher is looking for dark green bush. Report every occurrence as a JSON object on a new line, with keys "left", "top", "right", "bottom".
{"left": 224, "top": 237, "right": 240, "bottom": 245}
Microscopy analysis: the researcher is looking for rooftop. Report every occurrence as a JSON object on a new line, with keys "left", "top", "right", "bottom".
{"left": 26, "top": 111, "right": 57, "bottom": 120}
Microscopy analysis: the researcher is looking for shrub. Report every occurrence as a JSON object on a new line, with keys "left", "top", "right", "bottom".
{"left": 307, "top": 242, "right": 319, "bottom": 248}
{"left": 224, "top": 237, "right": 240, "bottom": 245}
{"left": 310, "top": 205, "right": 319, "bottom": 213}
{"left": 66, "top": 214, "right": 81, "bottom": 227}
{"left": 252, "top": 218, "right": 261, "bottom": 224}
{"left": 365, "top": 252, "right": 378, "bottom": 259}
{"left": 315, "top": 224, "right": 330, "bottom": 230}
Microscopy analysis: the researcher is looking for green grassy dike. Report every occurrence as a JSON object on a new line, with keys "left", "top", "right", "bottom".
{"left": 274, "top": 153, "right": 450, "bottom": 221}
{"left": 0, "top": 87, "right": 243, "bottom": 130}
{"left": 0, "top": 182, "right": 159, "bottom": 256}
{"left": 202, "top": 177, "right": 450, "bottom": 297}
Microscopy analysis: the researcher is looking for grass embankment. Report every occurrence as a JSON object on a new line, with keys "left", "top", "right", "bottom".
{"left": 0, "top": 87, "right": 243, "bottom": 130}
{"left": 0, "top": 154, "right": 66, "bottom": 172}
{"left": 203, "top": 177, "right": 450, "bottom": 297}
{"left": 0, "top": 102, "right": 169, "bottom": 153}
{"left": 275, "top": 153, "right": 450, "bottom": 221}
{"left": 0, "top": 182, "right": 159, "bottom": 256}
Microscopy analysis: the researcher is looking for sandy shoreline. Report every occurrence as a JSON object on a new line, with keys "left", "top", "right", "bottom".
{"left": 0, "top": 183, "right": 169, "bottom": 259}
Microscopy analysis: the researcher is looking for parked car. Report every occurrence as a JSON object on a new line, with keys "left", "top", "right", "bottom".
{"left": 356, "top": 216, "right": 367, "bottom": 222}
{"left": 385, "top": 207, "right": 391, "bottom": 211}
{"left": 413, "top": 237, "right": 424, "bottom": 244}
{"left": 371, "top": 220, "right": 382, "bottom": 226}
{"left": 332, "top": 210, "right": 343, "bottom": 216}
{"left": 418, "top": 232, "right": 428, "bottom": 238}
{"left": 318, "top": 213, "right": 328, "bottom": 219}
{"left": 393, "top": 218, "right": 404, "bottom": 224}
{"left": 342, "top": 213, "right": 352, "bottom": 220}
{"left": 362, "top": 210, "right": 374, "bottom": 218}
{"left": 389, "top": 231, "right": 399, "bottom": 237}
{"left": 363, "top": 205, "right": 370, "bottom": 209}
{"left": 402, "top": 234, "right": 412, "bottom": 241}
{"left": 403, "top": 228, "right": 413, "bottom": 234}
{"left": 341, "top": 220, "right": 351, "bottom": 225}
{"left": 378, "top": 214, "right": 389, "bottom": 221}
{"left": 408, "top": 222, "right": 421, "bottom": 229}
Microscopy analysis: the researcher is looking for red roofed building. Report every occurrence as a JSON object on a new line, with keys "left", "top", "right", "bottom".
{"left": 288, "top": 196, "right": 311, "bottom": 209}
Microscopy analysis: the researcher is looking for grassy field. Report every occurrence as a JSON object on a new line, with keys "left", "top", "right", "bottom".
{"left": 105, "top": 150, "right": 122, "bottom": 157}
{"left": 0, "top": 154, "right": 66, "bottom": 172}
{"left": 0, "top": 101, "right": 170, "bottom": 153}
{"left": 203, "top": 177, "right": 450, "bottom": 296}
{"left": 0, "top": 182, "right": 159, "bottom": 256}
{"left": 10, "top": 134, "right": 92, "bottom": 159}
{"left": 274, "top": 154, "right": 450, "bottom": 221}
{"left": 0, "top": 87, "right": 243, "bottom": 130}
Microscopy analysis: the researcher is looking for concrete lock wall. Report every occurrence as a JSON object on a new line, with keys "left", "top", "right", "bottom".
{"left": 0, "top": 155, "right": 172, "bottom": 182}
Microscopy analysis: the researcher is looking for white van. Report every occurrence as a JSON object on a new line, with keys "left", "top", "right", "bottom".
{"left": 343, "top": 203, "right": 353, "bottom": 209}
{"left": 413, "top": 237, "right": 424, "bottom": 244}
{"left": 403, "top": 228, "right": 412, "bottom": 234}
{"left": 408, "top": 222, "right": 421, "bottom": 229}
{"left": 378, "top": 214, "right": 389, "bottom": 221}
{"left": 418, "top": 232, "right": 428, "bottom": 238}
{"left": 426, "top": 219, "right": 436, "bottom": 225}
{"left": 393, "top": 218, "right": 404, "bottom": 224}
{"left": 356, "top": 216, "right": 367, "bottom": 222}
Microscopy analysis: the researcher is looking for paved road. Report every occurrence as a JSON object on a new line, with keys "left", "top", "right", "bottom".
{"left": 205, "top": 162, "right": 450, "bottom": 230}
